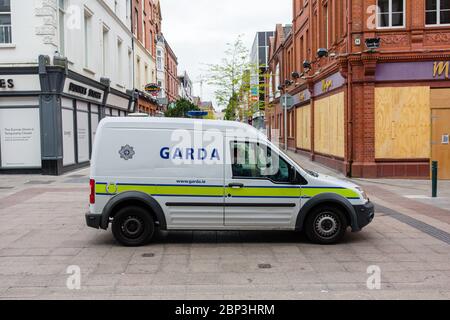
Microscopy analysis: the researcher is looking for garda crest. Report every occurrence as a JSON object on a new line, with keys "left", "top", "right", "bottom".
{"left": 119, "top": 145, "right": 135, "bottom": 161}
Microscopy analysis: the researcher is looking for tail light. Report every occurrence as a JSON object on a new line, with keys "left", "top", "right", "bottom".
{"left": 90, "top": 179, "right": 95, "bottom": 204}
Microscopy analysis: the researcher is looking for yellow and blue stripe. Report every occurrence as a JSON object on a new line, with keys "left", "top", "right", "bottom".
{"left": 95, "top": 183, "right": 361, "bottom": 200}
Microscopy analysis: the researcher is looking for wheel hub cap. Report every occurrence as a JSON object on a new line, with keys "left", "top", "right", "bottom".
{"left": 122, "top": 216, "right": 144, "bottom": 238}
{"left": 315, "top": 213, "right": 339, "bottom": 238}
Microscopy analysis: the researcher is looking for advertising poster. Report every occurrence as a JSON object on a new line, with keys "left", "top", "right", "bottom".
{"left": 62, "top": 109, "right": 75, "bottom": 166}
{"left": 0, "top": 108, "right": 41, "bottom": 168}
{"left": 91, "top": 112, "right": 99, "bottom": 147}
{"left": 77, "top": 111, "right": 89, "bottom": 163}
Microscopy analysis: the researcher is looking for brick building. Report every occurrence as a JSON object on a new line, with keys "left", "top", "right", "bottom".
{"left": 165, "top": 41, "right": 179, "bottom": 105}
{"left": 266, "top": 0, "right": 450, "bottom": 179}
{"left": 132, "top": 0, "right": 162, "bottom": 115}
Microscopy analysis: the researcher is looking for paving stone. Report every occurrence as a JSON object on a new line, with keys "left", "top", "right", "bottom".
{"left": 1, "top": 166, "right": 450, "bottom": 299}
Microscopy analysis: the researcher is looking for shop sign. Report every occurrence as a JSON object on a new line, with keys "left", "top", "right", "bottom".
{"left": 292, "top": 89, "right": 311, "bottom": 106}
{"left": 433, "top": 62, "right": 449, "bottom": 79}
{"left": 0, "top": 75, "right": 41, "bottom": 91}
{"left": 144, "top": 83, "right": 161, "bottom": 97}
{"left": 64, "top": 80, "right": 103, "bottom": 103}
{"left": 313, "top": 72, "right": 345, "bottom": 97}
{"left": 376, "top": 61, "right": 450, "bottom": 81}
{"left": 322, "top": 79, "right": 333, "bottom": 92}
{"left": 0, "top": 78, "right": 14, "bottom": 89}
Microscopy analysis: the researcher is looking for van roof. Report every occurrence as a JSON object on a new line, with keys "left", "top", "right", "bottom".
{"left": 101, "top": 117, "right": 268, "bottom": 139}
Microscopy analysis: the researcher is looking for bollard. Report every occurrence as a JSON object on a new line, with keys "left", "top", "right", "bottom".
{"left": 432, "top": 161, "right": 438, "bottom": 198}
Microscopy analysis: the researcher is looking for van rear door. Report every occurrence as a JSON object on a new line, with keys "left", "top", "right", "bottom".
{"left": 223, "top": 138, "right": 301, "bottom": 229}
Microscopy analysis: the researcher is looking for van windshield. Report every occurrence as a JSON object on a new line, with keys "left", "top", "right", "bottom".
{"left": 271, "top": 144, "right": 319, "bottom": 178}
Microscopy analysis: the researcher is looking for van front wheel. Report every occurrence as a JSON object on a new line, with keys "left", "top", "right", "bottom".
{"left": 112, "top": 206, "right": 155, "bottom": 247}
{"left": 305, "top": 205, "right": 347, "bottom": 245}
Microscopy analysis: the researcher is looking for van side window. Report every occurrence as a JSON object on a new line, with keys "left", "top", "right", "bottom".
{"left": 231, "top": 141, "right": 291, "bottom": 183}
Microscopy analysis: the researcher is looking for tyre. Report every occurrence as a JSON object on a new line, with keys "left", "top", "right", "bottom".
{"left": 305, "top": 205, "right": 348, "bottom": 244}
{"left": 112, "top": 206, "right": 155, "bottom": 247}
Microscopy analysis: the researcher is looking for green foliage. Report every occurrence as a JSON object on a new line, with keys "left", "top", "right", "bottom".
{"left": 164, "top": 98, "right": 200, "bottom": 118}
{"left": 206, "top": 35, "right": 251, "bottom": 120}
{"left": 224, "top": 93, "right": 239, "bottom": 121}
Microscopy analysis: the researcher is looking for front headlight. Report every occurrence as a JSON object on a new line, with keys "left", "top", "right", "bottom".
{"left": 355, "top": 187, "right": 369, "bottom": 201}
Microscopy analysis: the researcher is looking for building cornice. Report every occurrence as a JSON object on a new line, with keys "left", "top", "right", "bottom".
{"left": 97, "top": 0, "right": 133, "bottom": 37}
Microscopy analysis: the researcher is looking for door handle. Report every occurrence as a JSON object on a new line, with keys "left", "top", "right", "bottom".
{"left": 228, "top": 183, "right": 244, "bottom": 189}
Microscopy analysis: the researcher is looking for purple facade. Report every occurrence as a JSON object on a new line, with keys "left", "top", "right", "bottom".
{"left": 376, "top": 61, "right": 450, "bottom": 81}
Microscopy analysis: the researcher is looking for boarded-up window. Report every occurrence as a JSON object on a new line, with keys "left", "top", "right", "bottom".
{"left": 375, "top": 86, "right": 431, "bottom": 159}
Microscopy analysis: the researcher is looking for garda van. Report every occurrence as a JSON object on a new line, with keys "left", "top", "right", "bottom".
{"left": 86, "top": 117, "right": 374, "bottom": 246}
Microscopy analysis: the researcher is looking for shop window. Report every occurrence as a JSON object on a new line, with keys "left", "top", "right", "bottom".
{"left": 84, "top": 10, "right": 93, "bottom": 68}
{"left": 0, "top": 0, "right": 11, "bottom": 44}
{"left": 157, "top": 49, "right": 163, "bottom": 71}
{"left": 231, "top": 141, "right": 291, "bottom": 184}
{"left": 426, "top": 0, "right": 450, "bottom": 25}
{"left": 377, "top": 0, "right": 405, "bottom": 28}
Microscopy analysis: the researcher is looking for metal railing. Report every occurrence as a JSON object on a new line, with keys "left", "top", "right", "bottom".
{"left": 0, "top": 25, "right": 12, "bottom": 44}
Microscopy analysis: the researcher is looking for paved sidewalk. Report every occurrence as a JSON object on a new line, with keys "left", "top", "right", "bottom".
{"left": 287, "top": 151, "right": 450, "bottom": 220}
{"left": 0, "top": 163, "right": 450, "bottom": 300}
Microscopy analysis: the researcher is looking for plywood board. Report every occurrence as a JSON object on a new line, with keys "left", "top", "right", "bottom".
{"left": 430, "top": 88, "right": 450, "bottom": 109}
{"left": 296, "top": 104, "right": 311, "bottom": 150}
{"left": 314, "top": 92, "right": 345, "bottom": 158}
{"left": 375, "top": 87, "right": 431, "bottom": 159}
{"left": 431, "top": 108, "right": 450, "bottom": 180}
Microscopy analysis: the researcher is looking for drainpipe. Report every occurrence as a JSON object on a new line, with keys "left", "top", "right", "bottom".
{"left": 346, "top": 0, "right": 353, "bottom": 177}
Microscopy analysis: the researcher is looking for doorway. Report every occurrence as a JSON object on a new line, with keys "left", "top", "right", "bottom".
{"left": 431, "top": 88, "right": 450, "bottom": 180}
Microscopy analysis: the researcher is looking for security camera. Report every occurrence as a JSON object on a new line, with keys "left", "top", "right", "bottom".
{"left": 365, "top": 38, "right": 381, "bottom": 50}
{"left": 317, "top": 48, "right": 329, "bottom": 58}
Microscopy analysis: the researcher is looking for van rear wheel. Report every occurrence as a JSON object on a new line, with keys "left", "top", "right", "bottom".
{"left": 112, "top": 206, "right": 155, "bottom": 247}
{"left": 305, "top": 205, "right": 347, "bottom": 245}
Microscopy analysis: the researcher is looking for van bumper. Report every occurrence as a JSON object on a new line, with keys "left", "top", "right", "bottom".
{"left": 352, "top": 201, "right": 375, "bottom": 231}
{"left": 85, "top": 213, "right": 102, "bottom": 229}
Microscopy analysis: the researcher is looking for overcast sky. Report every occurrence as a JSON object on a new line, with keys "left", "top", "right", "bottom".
{"left": 159, "top": 0, "right": 292, "bottom": 111}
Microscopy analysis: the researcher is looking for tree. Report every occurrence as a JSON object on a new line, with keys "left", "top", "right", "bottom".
{"left": 206, "top": 35, "right": 251, "bottom": 120}
{"left": 164, "top": 98, "right": 200, "bottom": 118}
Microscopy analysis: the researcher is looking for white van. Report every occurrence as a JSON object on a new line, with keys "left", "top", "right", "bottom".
{"left": 86, "top": 117, "right": 374, "bottom": 246}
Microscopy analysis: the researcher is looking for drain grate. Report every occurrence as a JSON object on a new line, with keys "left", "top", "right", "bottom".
{"left": 0, "top": 187, "right": 14, "bottom": 190}
{"left": 25, "top": 180, "right": 55, "bottom": 185}
{"left": 258, "top": 264, "right": 272, "bottom": 269}
{"left": 375, "top": 204, "right": 450, "bottom": 245}
{"left": 64, "top": 178, "right": 88, "bottom": 184}
{"left": 142, "top": 253, "right": 155, "bottom": 258}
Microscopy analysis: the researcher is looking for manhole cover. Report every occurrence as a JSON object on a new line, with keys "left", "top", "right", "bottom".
{"left": 258, "top": 264, "right": 272, "bottom": 269}
{"left": 25, "top": 180, "right": 55, "bottom": 185}
{"left": 142, "top": 253, "right": 155, "bottom": 258}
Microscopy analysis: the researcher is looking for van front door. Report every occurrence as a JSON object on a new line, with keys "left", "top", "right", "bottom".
{"left": 224, "top": 139, "right": 301, "bottom": 228}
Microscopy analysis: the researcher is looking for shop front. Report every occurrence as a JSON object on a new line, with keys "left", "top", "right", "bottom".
{"left": 306, "top": 71, "right": 346, "bottom": 173}
{"left": 0, "top": 56, "right": 134, "bottom": 176}
{"left": 294, "top": 88, "right": 311, "bottom": 154}
{"left": 373, "top": 60, "right": 450, "bottom": 179}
